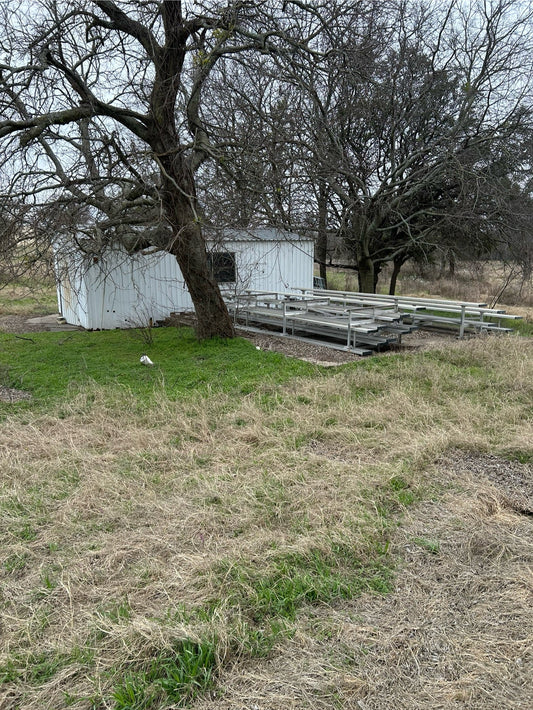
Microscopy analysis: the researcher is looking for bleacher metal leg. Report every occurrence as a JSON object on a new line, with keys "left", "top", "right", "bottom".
{"left": 459, "top": 305, "right": 466, "bottom": 338}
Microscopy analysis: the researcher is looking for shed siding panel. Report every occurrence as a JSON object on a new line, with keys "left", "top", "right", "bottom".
{"left": 57, "top": 236, "right": 314, "bottom": 330}
{"left": 55, "top": 253, "right": 90, "bottom": 328}
{"left": 84, "top": 251, "right": 194, "bottom": 329}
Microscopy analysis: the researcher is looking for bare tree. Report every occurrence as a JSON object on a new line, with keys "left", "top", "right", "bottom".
{"left": 246, "top": 0, "right": 533, "bottom": 292}
{"left": 0, "top": 1, "right": 319, "bottom": 337}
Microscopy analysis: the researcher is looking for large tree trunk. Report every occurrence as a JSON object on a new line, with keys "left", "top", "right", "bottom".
{"left": 448, "top": 249, "right": 456, "bottom": 277}
{"left": 353, "top": 223, "right": 376, "bottom": 293}
{"left": 389, "top": 255, "right": 407, "bottom": 295}
{"left": 169, "top": 220, "right": 235, "bottom": 340}
{"left": 159, "top": 154, "right": 235, "bottom": 339}
{"left": 357, "top": 254, "right": 375, "bottom": 292}
{"left": 147, "top": 5, "right": 234, "bottom": 341}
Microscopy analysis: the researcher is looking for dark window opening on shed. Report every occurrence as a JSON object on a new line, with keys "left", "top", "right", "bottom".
{"left": 207, "top": 251, "right": 236, "bottom": 283}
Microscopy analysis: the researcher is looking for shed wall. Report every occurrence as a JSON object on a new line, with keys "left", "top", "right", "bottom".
{"left": 54, "top": 253, "right": 90, "bottom": 328}
{"left": 82, "top": 250, "right": 192, "bottom": 329}
{"left": 56, "top": 237, "right": 314, "bottom": 330}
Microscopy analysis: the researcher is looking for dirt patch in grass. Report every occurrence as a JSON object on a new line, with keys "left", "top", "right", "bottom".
{"left": 0, "top": 314, "right": 81, "bottom": 335}
{"left": 0, "top": 386, "right": 32, "bottom": 403}
{"left": 240, "top": 329, "right": 360, "bottom": 365}
{"left": 0, "top": 315, "right": 47, "bottom": 334}
{"left": 442, "top": 449, "right": 533, "bottom": 515}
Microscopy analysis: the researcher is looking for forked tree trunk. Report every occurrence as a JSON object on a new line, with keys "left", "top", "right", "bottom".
{"left": 146, "top": 3, "right": 235, "bottom": 341}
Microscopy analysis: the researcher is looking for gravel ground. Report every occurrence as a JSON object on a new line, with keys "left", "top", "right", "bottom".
{"left": 240, "top": 327, "right": 458, "bottom": 365}
{"left": 239, "top": 329, "right": 361, "bottom": 365}
{"left": 441, "top": 449, "right": 533, "bottom": 515}
{"left": 0, "top": 386, "right": 33, "bottom": 403}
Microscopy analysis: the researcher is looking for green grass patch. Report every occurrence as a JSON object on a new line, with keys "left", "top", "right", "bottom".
{"left": 216, "top": 540, "right": 393, "bottom": 625}
{"left": 3, "top": 552, "right": 29, "bottom": 574}
{"left": 499, "top": 449, "right": 533, "bottom": 464}
{"left": 238, "top": 619, "right": 290, "bottom": 657}
{"left": 0, "top": 326, "right": 318, "bottom": 404}
{"left": 500, "top": 317, "right": 533, "bottom": 337}
{"left": 387, "top": 475, "right": 418, "bottom": 507}
{"left": 111, "top": 639, "right": 217, "bottom": 710}
{"left": 101, "top": 599, "right": 132, "bottom": 623}
{"left": 412, "top": 536, "right": 441, "bottom": 554}
{"left": 0, "top": 647, "right": 94, "bottom": 686}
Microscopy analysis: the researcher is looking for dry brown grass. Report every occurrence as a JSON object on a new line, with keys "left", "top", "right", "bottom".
{"left": 1, "top": 336, "right": 532, "bottom": 709}
{"left": 0, "top": 283, "right": 57, "bottom": 317}
{"left": 195, "top": 458, "right": 532, "bottom": 710}
{"left": 392, "top": 260, "right": 533, "bottom": 309}
{"left": 328, "top": 260, "right": 533, "bottom": 310}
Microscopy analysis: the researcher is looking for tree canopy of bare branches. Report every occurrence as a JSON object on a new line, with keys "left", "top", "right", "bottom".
{"left": 202, "top": 0, "right": 533, "bottom": 292}
{"left": 2, "top": 0, "right": 533, "bottom": 308}
{"left": 0, "top": 0, "right": 319, "bottom": 336}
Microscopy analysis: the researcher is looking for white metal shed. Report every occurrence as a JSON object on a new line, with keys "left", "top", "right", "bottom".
{"left": 55, "top": 228, "right": 314, "bottom": 330}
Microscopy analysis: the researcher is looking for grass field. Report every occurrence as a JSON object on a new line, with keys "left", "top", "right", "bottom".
{"left": 1, "top": 315, "right": 532, "bottom": 709}
{"left": 0, "top": 282, "right": 57, "bottom": 317}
